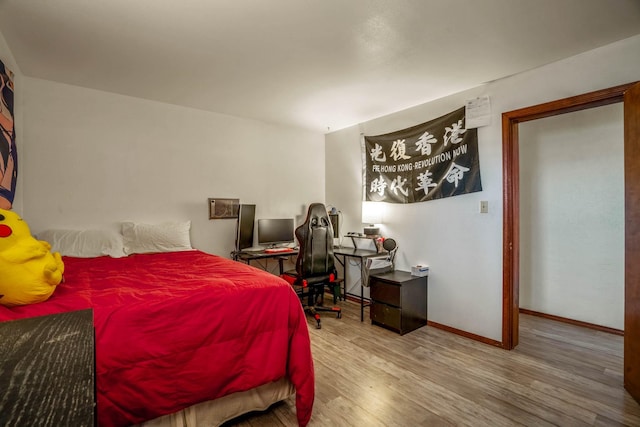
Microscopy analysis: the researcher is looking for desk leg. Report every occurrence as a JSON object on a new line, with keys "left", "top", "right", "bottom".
{"left": 341, "top": 256, "right": 348, "bottom": 303}
{"left": 335, "top": 255, "right": 346, "bottom": 302}
{"left": 360, "top": 260, "right": 365, "bottom": 322}
{"left": 345, "top": 263, "right": 349, "bottom": 304}
{"left": 334, "top": 253, "right": 371, "bottom": 322}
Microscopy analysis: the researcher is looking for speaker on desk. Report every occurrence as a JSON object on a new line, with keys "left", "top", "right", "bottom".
{"left": 328, "top": 213, "right": 339, "bottom": 239}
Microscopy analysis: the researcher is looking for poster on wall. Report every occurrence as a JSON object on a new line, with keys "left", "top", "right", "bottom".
{"left": 362, "top": 107, "right": 482, "bottom": 204}
{"left": 0, "top": 59, "right": 16, "bottom": 210}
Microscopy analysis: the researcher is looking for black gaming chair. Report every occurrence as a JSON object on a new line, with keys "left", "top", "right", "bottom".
{"left": 282, "top": 203, "right": 342, "bottom": 329}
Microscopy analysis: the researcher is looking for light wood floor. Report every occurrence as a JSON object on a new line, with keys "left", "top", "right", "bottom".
{"left": 225, "top": 300, "right": 640, "bottom": 426}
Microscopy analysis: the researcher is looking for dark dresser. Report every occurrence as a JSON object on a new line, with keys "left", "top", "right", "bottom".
{"left": 0, "top": 309, "right": 95, "bottom": 426}
{"left": 370, "top": 270, "right": 428, "bottom": 335}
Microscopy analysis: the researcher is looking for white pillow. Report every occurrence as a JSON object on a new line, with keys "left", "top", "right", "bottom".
{"left": 37, "top": 229, "right": 126, "bottom": 258}
{"left": 121, "top": 221, "right": 192, "bottom": 255}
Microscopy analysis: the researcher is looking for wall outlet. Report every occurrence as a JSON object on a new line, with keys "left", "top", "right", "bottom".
{"left": 480, "top": 200, "right": 489, "bottom": 213}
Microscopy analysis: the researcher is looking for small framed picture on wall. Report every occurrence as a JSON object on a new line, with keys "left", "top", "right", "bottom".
{"left": 208, "top": 198, "right": 240, "bottom": 219}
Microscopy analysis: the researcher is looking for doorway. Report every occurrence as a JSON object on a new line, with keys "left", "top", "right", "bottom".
{"left": 518, "top": 104, "right": 624, "bottom": 330}
{"left": 501, "top": 81, "right": 640, "bottom": 402}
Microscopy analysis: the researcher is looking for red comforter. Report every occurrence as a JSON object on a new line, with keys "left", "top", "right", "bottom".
{"left": 0, "top": 250, "right": 314, "bottom": 426}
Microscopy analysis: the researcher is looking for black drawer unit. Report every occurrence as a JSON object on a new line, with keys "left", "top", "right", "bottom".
{"left": 369, "top": 270, "right": 427, "bottom": 335}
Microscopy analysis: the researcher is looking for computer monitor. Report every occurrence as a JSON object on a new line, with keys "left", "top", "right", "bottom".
{"left": 257, "top": 218, "right": 294, "bottom": 247}
{"left": 235, "top": 204, "right": 256, "bottom": 251}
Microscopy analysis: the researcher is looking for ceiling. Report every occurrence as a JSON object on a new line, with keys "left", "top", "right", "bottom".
{"left": 1, "top": 0, "right": 639, "bottom": 134}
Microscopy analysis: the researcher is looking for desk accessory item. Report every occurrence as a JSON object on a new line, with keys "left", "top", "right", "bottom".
{"left": 366, "top": 256, "right": 393, "bottom": 272}
{"left": 328, "top": 212, "right": 339, "bottom": 239}
{"left": 362, "top": 201, "right": 382, "bottom": 236}
{"left": 328, "top": 210, "right": 343, "bottom": 247}
{"left": 363, "top": 226, "right": 379, "bottom": 236}
{"left": 348, "top": 233, "right": 388, "bottom": 253}
{"left": 264, "top": 247, "right": 293, "bottom": 253}
{"left": 411, "top": 265, "right": 429, "bottom": 277}
{"left": 362, "top": 237, "right": 398, "bottom": 285}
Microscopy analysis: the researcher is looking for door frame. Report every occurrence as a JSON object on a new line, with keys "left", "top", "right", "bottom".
{"left": 502, "top": 81, "right": 638, "bottom": 350}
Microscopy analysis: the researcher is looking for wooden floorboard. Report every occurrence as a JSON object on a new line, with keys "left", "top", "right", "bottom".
{"left": 224, "top": 300, "right": 640, "bottom": 426}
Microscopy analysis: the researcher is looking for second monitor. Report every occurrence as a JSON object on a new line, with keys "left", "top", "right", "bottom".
{"left": 258, "top": 218, "right": 295, "bottom": 248}
{"left": 235, "top": 204, "right": 256, "bottom": 252}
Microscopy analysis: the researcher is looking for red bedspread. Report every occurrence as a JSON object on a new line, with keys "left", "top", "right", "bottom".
{"left": 0, "top": 250, "right": 314, "bottom": 426}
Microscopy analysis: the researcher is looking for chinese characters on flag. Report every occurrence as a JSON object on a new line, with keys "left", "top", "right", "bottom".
{"left": 363, "top": 107, "right": 482, "bottom": 203}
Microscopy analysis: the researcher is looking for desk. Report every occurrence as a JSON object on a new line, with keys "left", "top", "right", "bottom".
{"left": 235, "top": 249, "right": 299, "bottom": 274}
{"left": 0, "top": 309, "right": 95, "bottom": 426}
{"left": 333, "top": 247, "right": 383, "bottom": 322}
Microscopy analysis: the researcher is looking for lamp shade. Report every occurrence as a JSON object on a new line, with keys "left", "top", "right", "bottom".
{"left": 361, "top": 201, "right": 383, "bottom": 225}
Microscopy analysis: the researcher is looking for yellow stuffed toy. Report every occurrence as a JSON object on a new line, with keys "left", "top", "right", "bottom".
{"left": 0, "top": 208, "right": 64, "bottom": 307}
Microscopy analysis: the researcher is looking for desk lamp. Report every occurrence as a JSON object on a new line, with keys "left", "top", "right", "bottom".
{"left": 362, "top": 201, "right": 382, "bottom": 236}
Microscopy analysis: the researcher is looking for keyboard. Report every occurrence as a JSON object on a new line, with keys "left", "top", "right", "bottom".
{"left": 241, "top": 247, "right": 264, "bottom": 253}
{"left": 264, "top": 247, "right": 294, "bottom": 253}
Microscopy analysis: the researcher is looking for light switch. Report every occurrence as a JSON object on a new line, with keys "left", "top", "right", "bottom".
{"left": 480, "top": 200, "right": 489, "bottom": 213}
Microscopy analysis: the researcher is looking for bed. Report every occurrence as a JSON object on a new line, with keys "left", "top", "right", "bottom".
{"left": 0, "top": 224, "right": 314, "bottom": 427}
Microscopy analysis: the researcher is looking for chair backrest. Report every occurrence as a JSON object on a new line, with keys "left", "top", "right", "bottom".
{"left": 295, "top": 203, "right": 336, "bottom": 278}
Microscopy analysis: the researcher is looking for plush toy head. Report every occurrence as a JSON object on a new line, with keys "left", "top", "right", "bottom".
{"left": 0, "top": 208, "right": 64, "bottom": 307}
{"left": 0, "top": 209, "right": 33, "bottom": 248}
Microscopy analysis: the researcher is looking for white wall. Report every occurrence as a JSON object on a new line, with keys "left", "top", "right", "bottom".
{"left": 0, "top": 30, "right": 23, "bottom": 213}
{"left": 519, "top": 104, "right": 624, "bottom": 329}
{"left": 326, "top": 35, "right": 640, "bottom": 342}
{"left": 20, "top": 77, "right": 326, "bottom": 256}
